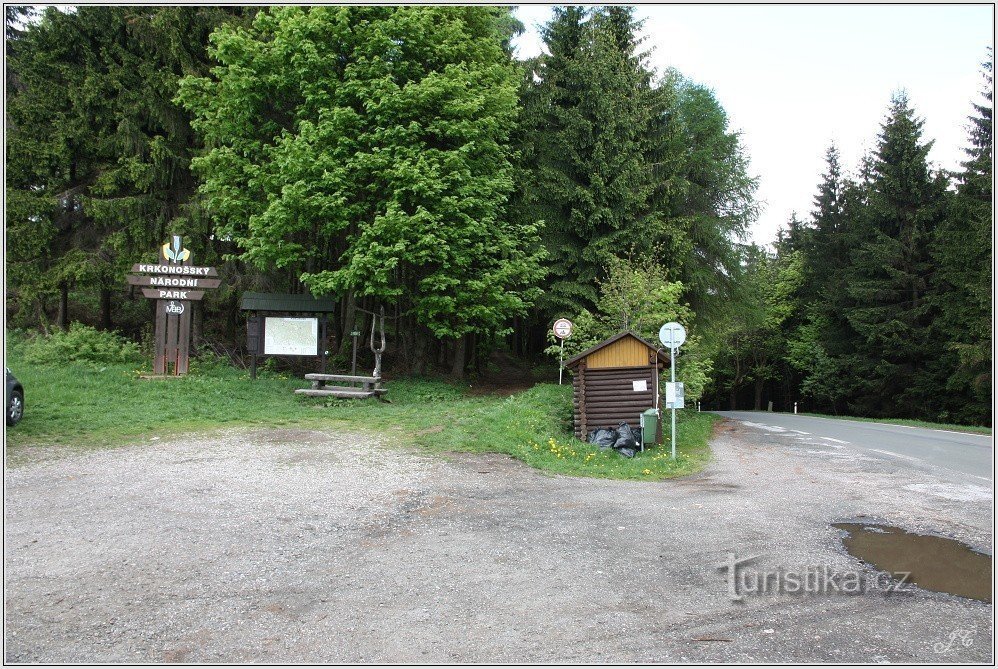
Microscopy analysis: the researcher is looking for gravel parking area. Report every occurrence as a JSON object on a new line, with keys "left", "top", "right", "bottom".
{"left": 4, "top": 421, "right": 993, "bottom": 662}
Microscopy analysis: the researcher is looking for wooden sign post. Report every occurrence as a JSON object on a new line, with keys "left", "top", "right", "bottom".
{"left": 127, "top": 236, "right": 220, "bottom": 375}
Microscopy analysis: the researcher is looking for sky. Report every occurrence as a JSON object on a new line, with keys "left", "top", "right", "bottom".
{"left": 512, "top": 4, "right": 994, "bottom": 246}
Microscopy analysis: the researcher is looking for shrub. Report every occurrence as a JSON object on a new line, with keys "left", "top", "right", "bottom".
{"left": 16, "top": 323, "right": 143, "bottom": 366}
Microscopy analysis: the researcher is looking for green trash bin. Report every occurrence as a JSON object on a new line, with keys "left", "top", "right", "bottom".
{"left": 640, "top": 408, "right": 658, "bottom": 447}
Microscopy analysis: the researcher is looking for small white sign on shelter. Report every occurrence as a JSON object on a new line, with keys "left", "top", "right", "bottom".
{"left": 665, "top": 382, "right": 685, "bottom": 409}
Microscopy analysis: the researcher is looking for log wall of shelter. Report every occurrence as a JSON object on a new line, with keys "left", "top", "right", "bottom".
{"left": 572, "top": 364, "right": 659, "bottom": 440}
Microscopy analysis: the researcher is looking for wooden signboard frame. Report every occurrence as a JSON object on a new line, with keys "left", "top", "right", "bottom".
{"left": 239, "top": 292, "right": 339, "bottom": 380}
{"left": 128, "top": 236, "right": 220, "bottom": 376}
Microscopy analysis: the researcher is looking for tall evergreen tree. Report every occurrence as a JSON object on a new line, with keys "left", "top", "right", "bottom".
{"left": 658, "top": 74, "right": 757, "bottom": 318}
{"left": 930, "top": 52, "right": 993, "bottom": 423}
{"left": 786, "top": 146, "right": 865, "bottom": 412}
{"left": 843, "top": 93, "right": 950, "bottom": 417}
{"left": 5, "top": 7, "right": 246, "bottom": 331}
{"left": 521, "top": 6, "right": 659, "bottom": 314}
{"left": 711, "top": 244, "right": 796, "bottom": 410}
{"left": 517, "top": 8, "right": 755, "bottom": 322}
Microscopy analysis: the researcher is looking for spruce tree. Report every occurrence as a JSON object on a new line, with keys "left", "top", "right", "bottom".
{"left": 5, "top": 7, "right": 246, "bottom": 330}
{"left": 785, "top": 146, "right": 864, "bottom": 412}
{"left": 930, "top": 52, "right": 993, "bottom": 424}
{"left": 523, "top": 6, "right": 658, "bottom": 314}
{"left": 843, "top": 94, "right": 950, "bottom": 417}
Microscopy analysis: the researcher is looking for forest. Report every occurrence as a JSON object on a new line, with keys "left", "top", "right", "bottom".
{"left": 4, "top": 6, "right": 992, "bottom": 425}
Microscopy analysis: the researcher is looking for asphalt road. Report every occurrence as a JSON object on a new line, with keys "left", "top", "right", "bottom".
{"left": 715, "top": 412, "right": 994, "bottom": 481}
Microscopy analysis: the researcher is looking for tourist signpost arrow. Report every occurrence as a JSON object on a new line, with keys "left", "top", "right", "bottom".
{"left": 659, "top": 321, "right": 687, "bottom": 459}
{"left": 553, "top": 318, "right": 573, "bottom": 385}
{"left": 127, "top": 235, "right": 220, "bottom": 375}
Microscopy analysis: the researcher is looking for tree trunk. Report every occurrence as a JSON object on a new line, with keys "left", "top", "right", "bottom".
{"left": 451, "top": 334, "right": 466, "bottom": 378}
{"left": 729, "top": 388, "right": 737, "bottom": 410}
{"left": 192, "top": 301, "right": 203, "bottom": 351}
{"left": 99, "top": 287, "right": 113, "bottom": 331}
{"left": 471, "top": 332, "right": 483, "bottom": 376}
{"left": 57, "top": 282, "right": 69, "bottom": 330}
{"left": 754, "top": 379, "right": 764, "bottom": 411}
{"left": 338, "top": 291, "right": 357, "bottom": 357}
{"left": 36, "top": 297, "right": 50, "bottom": 335}
{"left": 438, "top": 339, "right": 447, "bottom": 367}
{"left": 411, "top": 326, "right": 429, "bottom": 375}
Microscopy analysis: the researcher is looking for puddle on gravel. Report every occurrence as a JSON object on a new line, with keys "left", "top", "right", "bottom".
{"left": 834, "top": 523, "right": 992, "bottom": 603}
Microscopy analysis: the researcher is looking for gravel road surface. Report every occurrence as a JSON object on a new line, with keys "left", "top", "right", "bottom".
{"left": 5, "top": 420, "right": 993, "bottom": 662}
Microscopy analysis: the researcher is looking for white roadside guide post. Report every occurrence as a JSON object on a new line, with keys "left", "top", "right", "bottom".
{"left": 552, "top": 318, "right": 573, "bottom": 385}
{"left": 659, "top": 321, "right": 686, "bottom": 460}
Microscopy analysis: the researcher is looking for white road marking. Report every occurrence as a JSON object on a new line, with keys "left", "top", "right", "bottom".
{"left": 820, "top": 437, "right": 849, "bottom": 445}
{"left": 805, "top": 449, "right": 872, "bottom": 461}
{"left": 870, "top": 448, "right": 922, "bottom": 463}
{"left": 790, "top": 430, "right": 810, "bottom": 435}
{"left": 904, "top": 482, "right": 992, "bottom": 502}
{"left": 799, "top": 414, "right": 992, "bottom": 439}
{"left": 931, "top": 429, "right": 994, "bottom": 439}
{"left": 740, "top": 421, "right": 787, "bottom": 433}
{"left": 868, "top": 449, "right": 994, "bottom": 483}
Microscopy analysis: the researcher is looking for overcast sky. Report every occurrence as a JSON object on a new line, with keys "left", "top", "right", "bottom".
{"left": 511, "top": 4, "right": 994, "bottom": 246}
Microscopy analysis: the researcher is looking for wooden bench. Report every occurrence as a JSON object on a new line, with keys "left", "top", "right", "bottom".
{"left": 294, "top": 373, "right": 387, "bottom": 400}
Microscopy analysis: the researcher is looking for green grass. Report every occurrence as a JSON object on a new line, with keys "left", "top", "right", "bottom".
{"left": 5, "top": 353, "right": 716, "bottom": 480}
{"left": 798, "top": 412, "right": 992, "bottom": 436}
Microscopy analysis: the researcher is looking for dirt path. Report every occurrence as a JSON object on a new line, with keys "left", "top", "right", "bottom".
{"left": 4, "top": 421, "right": 992, "bottom": 662}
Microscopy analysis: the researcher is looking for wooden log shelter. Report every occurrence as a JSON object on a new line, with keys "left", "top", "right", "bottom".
{"left": 565, "top": 331, "right": 670, "bottom": 441}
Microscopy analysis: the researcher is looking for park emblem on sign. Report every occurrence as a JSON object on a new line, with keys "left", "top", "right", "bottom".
{"left": 126, "top": 236, "right": 220, "bottom": 375}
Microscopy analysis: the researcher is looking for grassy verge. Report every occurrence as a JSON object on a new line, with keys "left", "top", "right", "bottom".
{"left": 5, "top": 354, "right": 716, "bottom": 480}
{"left": 798, "top": 412, "right": 992, "bottom": 436}
{"left": 404, "top": 384, "right": 716, "bottom": 480}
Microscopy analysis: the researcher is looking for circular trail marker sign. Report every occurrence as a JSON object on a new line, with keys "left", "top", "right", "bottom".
{"left": 659, "top": 321, "right": 686, "bottom": 349}
{"left": 553, "top": 318, "right": 573, "bottom": 340}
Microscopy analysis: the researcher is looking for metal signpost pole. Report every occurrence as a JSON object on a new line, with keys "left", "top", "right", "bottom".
{"left": 559, "top": 337, "right": 564, "bottom": 385}
{"left": 552, "top": 319, "right": 573, "bottom": 386}
{"left": 659, "top": 321, "right": 685, "bottom": 461}
{"left": 351, "top": 330, "right": 360, "bottom": 376}
{"left": 671, "top": 331, "right": 677, "bottom": 460}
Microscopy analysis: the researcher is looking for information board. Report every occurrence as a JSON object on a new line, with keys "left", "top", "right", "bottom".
{"left": 264, "top": 317, "right": 319, "bottom": 356}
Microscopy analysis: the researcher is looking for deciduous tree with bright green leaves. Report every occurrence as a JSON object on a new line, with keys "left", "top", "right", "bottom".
{"left": 546, "top": 257, "right": 713, "bottom": 402}
{"left": 178, "top": 6, "right": 543, "bottom": 375}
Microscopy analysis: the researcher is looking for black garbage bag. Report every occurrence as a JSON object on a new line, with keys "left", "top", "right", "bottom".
{"left": 613, "top": 422, "right": 638, "bottom": 450}
{"left": 617, "top": 447, "right": 636, "bottom": 458}
{"left": 587, "top": 427, "right": 617, "bottom": 449}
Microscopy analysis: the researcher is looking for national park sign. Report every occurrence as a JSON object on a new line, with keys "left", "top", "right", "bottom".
{"left": 126, "top": 236, "right": 220, "bottom": 375}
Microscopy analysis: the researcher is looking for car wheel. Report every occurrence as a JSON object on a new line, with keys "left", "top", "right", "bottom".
{"left": 7, "top": 390, "right": 23, "bottom": 426}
